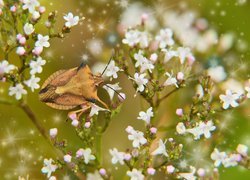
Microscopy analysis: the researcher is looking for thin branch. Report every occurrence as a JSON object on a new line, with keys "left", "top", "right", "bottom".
{"left": 156, "top": 88, "right": 179, "bottom": 107}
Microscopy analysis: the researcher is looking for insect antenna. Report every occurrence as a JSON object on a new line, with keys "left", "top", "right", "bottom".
{"left": 104, "top": 84, "right": 125, "bottom": 100}
{"left": 101, "top": 50, "right": 115, "bottom": 76}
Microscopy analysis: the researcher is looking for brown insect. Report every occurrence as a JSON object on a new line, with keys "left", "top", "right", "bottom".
{"left": 39, "top": 62, "right": 111, "bottom": 119}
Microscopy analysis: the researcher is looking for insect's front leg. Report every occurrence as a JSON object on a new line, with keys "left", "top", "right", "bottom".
{"left": 68, "top": 104, "right": 91, "bottom": 120}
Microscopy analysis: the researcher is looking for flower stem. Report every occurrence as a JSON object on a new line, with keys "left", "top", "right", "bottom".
{"left": 96, "top": 131, "right": 103, "bottom": 165}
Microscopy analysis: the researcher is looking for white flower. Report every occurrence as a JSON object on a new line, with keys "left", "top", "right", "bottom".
{"left": 32, "top": 11, "right": 40, "bottom": 20}
{"left": 89, "top": 104, "right": 107, "bottom": 117}
{"left": 176, "top": 122, "right": 186, "bottom": 135}
{"left": 64, "top": 12, "right": 79, "bottom": 28}
{"left": 127, "top": 168, "right": 144, "bottom": 180}
{"left": 22, "top": 0, "right": 40, "bottom": 13}
{"left": 207, "top": 66, "right": 227, "bottom": 83}
{"left": 219, "top": 90, "right": 240, "bottom": 109}
{"left": 162, "top": 49, "right": 178, "bottom": 63}
{"left": 151, "top": 139, "right": 168, "bottom": 157}
{"left": 130, "top": 73, "right": 148, "bottom": 92}
{"left": 63, "top": 154, "right": 72, "bottom": 163}
{"left": 186, "top": 126, "right": 203, "bottom": 140}
{"left": 236, "top": 144, "right": 248, "bottom": 156}
{"left": 198, "top": 120, "right": 216, "bottom": 139}
{"left": 87, "top": 170, "right": 103, "bottom": 180}
{"left": 49, "top": 176, "right": 56, "bottom": 180}
{"left": 81, "top": 148, "right": 96, "bottom": 164}
{"left": 177, "top": 47, "right": 194, "bottom": 64}
{"left": 23, "top": 23, "right": 35, "bottom": 35}
{"left": 122, "top": 30, "right": 140, "bottom": 47}
{"left": 103, "top": 83, "right": 121, "bottom": 100}
{"left": 127, "top": 128, "right": 147, "bottom": 148}
{"left": 178, "top": 166, "right": 196, "bottom": 180}
{"left": 134, "top": 50, "right": 154, "bottom": 73}
{"left": 166, "top": 165, "right": 175, "bottom": 174}
{"left": 9, "top": 83, "right": 27, "bottom": 100}
{"left": 245, "top": 86, "right": 250, "bottom": 98}
{"left": 211, "top": 148, "right": 227, "bottom": 167}
{"left": 109, "top": 148, "right": 125, "bottom": 165}
{"left": 139, "top": 31, "right": 150, "bottom": 48}
{"left": 105, "top": 60, "right": 120, "bottom": 79}
{"left": 49, "top": 128, "right": 58, "bottom": 138}
{"left": 155, "top": 28, "right": 174, "bottom": 49}
{"left": 24, "top": 75, "right": 40, "bottom": 92}
{"left": 137, "top": 107, "right": 153, "bottom": 124}
{"left": 41, "top": 158, "right": 57, "bottom": 178}
{"left": 0, "top": 60, "right": 16, "bottom": 74}
{"left": 35, "top": 34, "right": 50, "bottom": 48}
{"left": 223, "top": 154, "right": 241, "bottom": 167}
{"left": 29, "top": 57, "right": 46, "bottom": 75}
{"left": 164, "top": 72, "right": 178, "bottom": 87}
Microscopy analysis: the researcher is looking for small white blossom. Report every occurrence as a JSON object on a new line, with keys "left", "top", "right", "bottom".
{"left": 207, "top": 66, "right": 227, "bottom": 83}
{"left": 151, "top": 139, "right": 168, "bottom": 157}
{"left": 166, "top": 165, "right": 175, "bottom": 174}
{"left": 64, "top": 12, "right": 79, "bottom": 28}
{"left": 223, "top": 154, "right": 241, "bottom": 167}
{"left": 89, "top": 104, "right": 108, "bottom": 117}
{"left": 32, "top": 11, "right": 40, "bottom": 20}
{"left": 81, "top": 148, "right": 96, "bottom": 164}
{"left": 105, "top": 60, "right": 120, "bottom": 79}
{"left": 134, "top": 50, "right": 154, "bottom": 73}
{"left": 127, "top": 128, "right": 147, "bottom": 148}
{"left": 9, "top": 83, "right": 27, "bottom": 100}
{"left": 137, "top": 107, "right": 153, "bottom": 124}
{"left": 245, "top": 86, "right": 250, "bottom": 98}
{"left": 139, "top": 31, "right": 150, "bottom": 48}
{"left": 176, "top": 122, "right": 186, "bottom": 135}
{"left": 22, "top": 0, "right": 40, "bottom": 13}
{"left": 0, "top": 60, "right": 16, "bottom": 74}
{"left": 130, "top": 73, "right": 148, "bottom": 93}
{"left": 109, "top": 148, "right": 125, "bottom": 165}
{"left": 23, "top": 23, "right": 35, "bottom": 35}
{"left": 127, "top": 168, "right": 144, "bottom": 180}
{"left": 35, "top": 34, "right": 50, "bottom": 48}
{"left": 41, "top": 158, "right": 57, "bottom": 178}
{"left": 219, "top": 90, "right": 240, "bottom": 109}
{"left": 211, "top": 148, "right": 227, "bottom": 167}
{"left": 186, "top": 126, "right": 203, "bottom": 140}
{"left": 30, "top": 57, "right": 46, "bottom": 75}
{"left": 236, "top": 144, "right": 248, "bottom": 156}
{"left": 155, "top": 28, "right": 174, "bottom": 49}
{"left": 164, "top": 72, "right": 178, "bottom": 87}
{"left": 63, "top": 154, "right": 72, "bottom": 163}
{"left": 87, "top": 171, "right": 103, "bottom": 180}
{"left": 162, "top": 49, "right": 177, "bottom": 63}
{"left": 177, "top": 47, "right": 194, "bottom": 64}
{"left": 24, "top": 75, "right": 40, "bottom": 92}
{"left": 103, "top": 83, "right": 122, "bottom": 100}
{"left": 178, "top": 166, "right": 196, "bottom": 180}
{"left": 122, "top": 30, "right": 140, "bottom": 47}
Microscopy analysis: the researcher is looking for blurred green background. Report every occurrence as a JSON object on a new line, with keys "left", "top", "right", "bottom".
{"left": 0, "top": 0, "right": 250, "bottom": 179}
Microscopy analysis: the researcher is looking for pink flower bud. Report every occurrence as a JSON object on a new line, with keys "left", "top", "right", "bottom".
{"left": 16, "top": 47, "right": 26, "bottom": 55}
{"left": 68, "top": 113, "right": 77, "bottom": 120}
{"left": 141, "top": 13, "right": 148, "bottom": 24}
{"left": 168, "top": 138, "right": 173, "bottom": 142}
{"left": 16, "top": 34, "right": 23, "bottom": 40}
{"left": 125, "top": 126, "right": 133, "bottom": 133}
{"left": 63, "top": 154, "right": 72, "bottom": 163}
{"left": 71, "top": 119, "right": 79, "bottom": 127}
{"left": 118, "top": 93, "right": 126, "bottom": 102}
{"left": 124, "top": 153, "right": 132, "bottom": 161}
{"left": 147, "top": 167, "right": 156, "bottom": 175}
{"left": 39, "top": 6, "right": 46, "bottom": 14}
{"left": 150, "top": 127, "right": 157, "bottom": 134}
{"left": 197, "top": 168, "right": 206, "bottom": 177}
{"left": 49, "top": 128, "right": 58, "bottom": 138}
{"left": 32, "top": 46, "right": 43, "bottom": 55}
{"left": 177, "top": 72, "right": 184, "bottom": 81}
{"left": 99, "top": 168, "right": 106, "bottom": 176}
{"left": 10, "top": 6, "right": 17, "bottom": 12}
{"left": 19, "top": 37, "right": 26, "bottom": 45}
{"left": 150, "top": 53, "right": 158, "bottom": 63}
{"left": 166, "top": 165, "right": 175, "bottom": 174}
{"left": 176, "top": 108, "right": 183, "bottom": 116}
{"left": 76, "top": 148, "right": 84, "bottom": 158}
{"left": 84, "top": 122, "right": 91, "bottom": 128}
{"left": 187, "top": 55, "right": 195, "bottom": 66}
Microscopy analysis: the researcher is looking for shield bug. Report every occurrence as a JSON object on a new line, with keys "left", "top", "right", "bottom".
{"left": 39, "top": 59, "right": 123, "bottom": 119}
